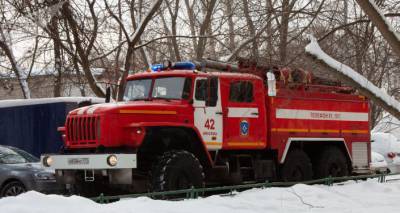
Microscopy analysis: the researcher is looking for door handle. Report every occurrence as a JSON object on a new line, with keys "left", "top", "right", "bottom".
{"left": 216, "top": 112, "right": 223, "bottom": 115}
{"left": 251, "top": 112, "right": 259, "bottom": 115}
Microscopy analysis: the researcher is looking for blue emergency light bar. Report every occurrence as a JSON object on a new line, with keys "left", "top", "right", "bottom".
{"left": 150, "top": 64, "right": 164, "bottom": 72}
{"left": 150, "top": 61, "right": 196, "bottom": 72}
{"left": 172, "top": 61, "right": 196, "bottom": 70}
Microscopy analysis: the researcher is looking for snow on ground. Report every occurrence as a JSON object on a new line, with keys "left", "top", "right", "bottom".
{"left": 2, "top": 178, "right": 400, "bottom": 213}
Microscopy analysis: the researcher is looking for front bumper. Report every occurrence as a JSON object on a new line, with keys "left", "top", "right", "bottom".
{"left": 31, "top": 180, "right": 65, "bottom": 194}
{"left": 40, "top": 154, "right": 137, "bottom": 185}
{"left": 41, "top": 154, "right": 137, "bottom": 170}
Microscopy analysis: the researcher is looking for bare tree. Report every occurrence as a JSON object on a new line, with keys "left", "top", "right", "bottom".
{"left": 355, "top": 0, "right": 400, "bottom": 58}
{"left": 106, "top": 0, "right": 164, "bottom": 100}
{"left": 0, "top": 0, "right": 31, "bottom": 98}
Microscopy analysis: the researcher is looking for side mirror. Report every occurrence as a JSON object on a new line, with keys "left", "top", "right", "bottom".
{"left": 105, "top": 86, "right": 111, "bottom": 103}
{"left": 266, "top": 71, "right": 276, "bottom": 97}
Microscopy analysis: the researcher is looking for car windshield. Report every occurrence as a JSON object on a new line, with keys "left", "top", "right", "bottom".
{"left": 124, "top": 77, "right": 191, "bottom": 101}
{"left": 0, "top": 146, "right": 39, "bottom": 164}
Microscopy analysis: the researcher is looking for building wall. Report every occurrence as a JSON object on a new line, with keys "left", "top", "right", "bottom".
{"left": 0, "top": 75, "right": 96, "bottom": 100}
{"left": 0, "top": 102, "right": 78, "bottom": 157}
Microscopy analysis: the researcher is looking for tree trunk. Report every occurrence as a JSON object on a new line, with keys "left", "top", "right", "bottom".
{"left": 224, "top": 0, "right": 236, "bottom": 51}
{"left": 166, "top": 0, "right": 181, "bottom": 61}
{"left": 184, "top": 0, "right": 198, "bottom": 53}
{"left": 117, "top": 0, "right": 163, "bottom": 101}
{"left": 279, "top": 0, "right": 291, "bottom": 64}
{"left": 195, "top": 0, "right": 217, "bottom": 60}
{"left": 0, "top": 29, "right": 31, "bottom": 99}
{"left": 355, "top": 0, "right": 400, "bottom": 58}
{"left": 61, "top": 2, "right": 105, "bottom": 97}
{"left": 50, "top": 16, "right": 63, "bottom": 97}
{"left": 242, "top": 0, "right": 258, "bottom": 58}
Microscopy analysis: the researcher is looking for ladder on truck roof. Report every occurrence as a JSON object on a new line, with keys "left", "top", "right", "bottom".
{"left": 193, "top": 59, "right": 356, "bottom": 95}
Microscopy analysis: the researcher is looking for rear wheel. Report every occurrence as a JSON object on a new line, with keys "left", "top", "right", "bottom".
{"left": 281, "top": 149, "right": 313, "bottom": 182}
{"left": 151, "top": 150, "right": 205, "bottom": 192}
{"left": 314, "top": 146, "right": 349, "bottom": 178}
{"left": 0, "top": 181, "right": 26, "bottom": 197}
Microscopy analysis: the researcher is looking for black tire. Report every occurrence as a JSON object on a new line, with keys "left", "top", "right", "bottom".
{"left": 0, "top": 181, "right": 26, "bottom": 197}
{"left": 281, "top": 149, "right": 313, "bottom": 182}
{"left": 151, "top": 150, "right": 205, "bottom": 192}
{"left": 314, "top": 146, "right": 349, "bottom": 178}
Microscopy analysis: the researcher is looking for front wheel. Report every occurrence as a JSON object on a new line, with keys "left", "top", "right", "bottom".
{"left": 0, "top": 181, "right": 26, "bottom": 197}
{"left": 281, "top": 149, "right": 313, "bottom": 182}
{"left": 151, "top": 150, "right": 205, "bottom": 192}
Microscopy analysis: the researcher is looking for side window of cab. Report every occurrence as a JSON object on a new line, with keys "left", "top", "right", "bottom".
{"left": 229, "top": 81, "right": 254, "bottom": 103}
{"left": 194, "top": 77, "right": 218, "bottom": 107}
{"left": 195, "top": 79, "right": 208, "bottom": 101}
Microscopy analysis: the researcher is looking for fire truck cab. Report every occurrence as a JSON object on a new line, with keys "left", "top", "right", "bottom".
{"left": 42, "top": 61, "right": 371, "bottom": 193}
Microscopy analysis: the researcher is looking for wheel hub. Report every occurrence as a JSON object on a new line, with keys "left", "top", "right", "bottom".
{"left": 4, "top": 185, "right": 25, "bottom": 197}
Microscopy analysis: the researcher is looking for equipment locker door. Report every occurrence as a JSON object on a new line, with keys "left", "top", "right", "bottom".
{"left": 223, "top": 79, "right": 265, "bottom": 149}
{"left": 193, "top": 77, "right": 223, "bottom": 150}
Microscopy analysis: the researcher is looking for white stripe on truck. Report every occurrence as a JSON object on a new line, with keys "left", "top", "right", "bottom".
{"left": 276, "top": 109, "right": 368, "bottom": 122}
{"left": 227, "top": 107, "right": 259, "bottom": 118}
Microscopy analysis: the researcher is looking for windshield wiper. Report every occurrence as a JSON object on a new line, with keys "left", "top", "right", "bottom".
{"left": 129, "top": 97, "right": 152, "bottom": 101}
{"left": 151, "top": 97, "right": 179, "bottom": 102}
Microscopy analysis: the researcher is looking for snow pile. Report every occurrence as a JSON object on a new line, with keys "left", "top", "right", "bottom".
{"left": 305, "top": 35, "right": 400, "bottom": 113}
{"left": 374, "top": 114, "right": 400, "bottom": 138}
{"left": 2, "top": 180, "right": 400, "bottom": 213}
{"left": 0, "top": 97, "right": 105, "bottom": 108}
{"left": 371, "top": 132, "right": 400, "bottom": 173}
{"left": 371, "top": 132, "right": 400, "bottom": 155}
{"left": 371, "top": 151, "right": 387, "bottom": 170}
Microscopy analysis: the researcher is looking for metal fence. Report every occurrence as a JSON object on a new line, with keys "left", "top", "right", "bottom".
{"left": 91, "top": 173, "right": 396, "bottom": 203}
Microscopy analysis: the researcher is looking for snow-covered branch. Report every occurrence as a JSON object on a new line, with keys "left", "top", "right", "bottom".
{"left": 355, "top": 0, "right": 400, "bottom": 57}
{"left": 305, "top": 35, "right": 400, "bottom": 120}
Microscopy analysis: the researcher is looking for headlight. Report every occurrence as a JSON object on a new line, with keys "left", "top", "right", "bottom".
{"left": 43, "top": 156, "right": 53, "bottom": 167}
{"left": 34, "top": 172, "right": 55, "bottom": 180}
{"left": 107, "top": 155, "right": 118, "bottom": 167}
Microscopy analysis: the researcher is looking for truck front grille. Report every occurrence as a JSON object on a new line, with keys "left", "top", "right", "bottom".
{"left": 66, "top": 116, "right": 100, "bottom": 145}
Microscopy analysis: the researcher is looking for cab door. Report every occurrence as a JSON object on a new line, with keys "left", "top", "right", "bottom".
{"left": 223, "top": 79, "right": 266, "bottom": 149}
{"left": 193, "top": 77, "right": 223, "bottom": 150}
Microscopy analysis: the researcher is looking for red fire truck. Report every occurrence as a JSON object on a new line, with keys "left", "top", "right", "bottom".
{"left": 42, "top": 61, "right": 371, "bottom": 193}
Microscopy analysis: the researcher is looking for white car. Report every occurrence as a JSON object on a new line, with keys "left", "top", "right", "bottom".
{"left": 371, "top": 132, "right": 400, "bottom": 173}
{"left": 370, "top": 151, "right": 388, "bottom": 173}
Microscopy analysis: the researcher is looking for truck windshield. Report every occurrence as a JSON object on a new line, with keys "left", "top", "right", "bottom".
{"left": 124, "top": 77, "right": 191, "bottom": 101}
{"left": 123, "top": 79, "right": 152, "bottom": 101}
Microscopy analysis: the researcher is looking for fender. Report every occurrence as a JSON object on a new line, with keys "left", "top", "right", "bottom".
{"left": 126, "top": 122, "right": 213, "bottom": 167}
{"left": 280, "top": 137, "right": 352, "bottom": 164}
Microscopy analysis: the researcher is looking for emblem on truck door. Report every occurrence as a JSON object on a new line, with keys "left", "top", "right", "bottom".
{"left": 240, "top": 120, "right": 249, "bottom": 136}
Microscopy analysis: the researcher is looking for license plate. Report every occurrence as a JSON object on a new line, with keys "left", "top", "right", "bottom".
{"left": 68, "top": 158, "right": 89, "bottom": 165}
